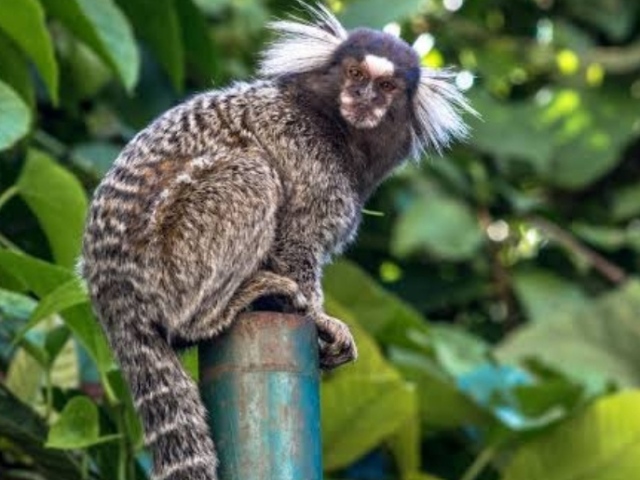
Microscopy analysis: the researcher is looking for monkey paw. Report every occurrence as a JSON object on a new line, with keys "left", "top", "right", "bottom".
{"left": 315, "top": 314, "right": 357, "bottom": 370}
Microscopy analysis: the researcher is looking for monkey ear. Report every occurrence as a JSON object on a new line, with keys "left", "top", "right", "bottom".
{"left": 258, "top": 3, "right": 347, "bottom": 78}
{"left": 411, "top": 67, "right": 479, "bottom": 157}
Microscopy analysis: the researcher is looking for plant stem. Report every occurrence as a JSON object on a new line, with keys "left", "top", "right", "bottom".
{"left": 114, "top": 403, "right": 135, "bottom": 480}
{"left": 0, "top": 185, "right": 18, "bottom": 212}
{"left": 460, "top": 445, "right": 497, "bottom": 480}
{"left": 529, "top": 215, "right": 627, "bottom": 284}
{"left": 82, "top": 451, "right": 90, "bottom": 480}
{"left": 44, "top": 369, "right": 53, "bottom": 421}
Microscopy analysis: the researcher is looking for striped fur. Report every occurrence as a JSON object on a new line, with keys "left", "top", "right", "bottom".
{"left": 82, "top": 4, "right": 473, "bottom": 480}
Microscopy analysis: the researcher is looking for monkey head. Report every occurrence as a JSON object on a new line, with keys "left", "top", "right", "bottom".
{"left": 332, "top": 28, "right": 420, "bottom": 130}
{"left": 259, "top": 3, "right": 476, "bottom": 156}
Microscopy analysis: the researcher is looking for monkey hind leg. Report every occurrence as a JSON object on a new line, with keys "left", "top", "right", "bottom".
{"left": 187, "top": 271, "right": 308, "bottom": 340}
{"left": 99, "top": 300, "right": 217, "bottom": 480}
{"left": 155, "top": 156, "right": 282, "bottom": 341}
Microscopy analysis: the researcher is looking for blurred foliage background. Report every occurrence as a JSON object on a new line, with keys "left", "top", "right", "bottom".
{"left": 1, "top": 0, "right": 640, "bottom": 479}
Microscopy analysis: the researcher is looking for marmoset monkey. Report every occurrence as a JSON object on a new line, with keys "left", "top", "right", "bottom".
{"left": 81, "top": 4, "right": 474, "bottom": 480}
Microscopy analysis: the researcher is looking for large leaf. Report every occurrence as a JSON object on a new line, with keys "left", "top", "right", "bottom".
{"left": 502, "top": 391, "right": 640, "bottom": 480}
{"left": 497, "top": 279, "right": 640, "bottom": 388}
{"left": 457, "top": 364, "right": 583, "bottom": 431}
{"left": 0, "top": 384, "right": 83, "bottom": 479}
{"left": 323, "top": 260, "right": 427, "bottom": 346}
{"left": 0, "top": 80, "right": 30, "bottom": 150}
{"left": 41, "top": 0, "right": 139, "bottom": 91}
{"left": 16, "top": 149, "right": 88, "bottom": 269}
{"left": 116, "top": 0, "right": 184, "bottom": 91}
{"left": 512, "top": 269, "right": 589, "bottom": 323}
{"left": 47, "top": 396, "right": 119, "bottom": 449}
{"left": 0, "top": 0, "right": 58, "bottom": 103}
{"left": 390, "top": 347, "right": 491, "bottom": 429}
{"left": 0, "top": 249, "right": 72, "bottom": 297}
{"left": 392, "top": 189, "right": 484, "bottom": 261}
{"left": 0, "top": 31, "right": 34, "bottom": 105}
{"left": 322, "top": 297, "right": 420, "bottom": 471}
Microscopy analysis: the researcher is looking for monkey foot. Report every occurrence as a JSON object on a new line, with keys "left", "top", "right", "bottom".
{"left": 315, "top": 314, "right": 357, "bottom": 370}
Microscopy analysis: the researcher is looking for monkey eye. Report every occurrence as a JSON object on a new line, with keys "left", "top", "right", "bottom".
{"left": 379, "top": 80, "right": 397, "bottom": 93}
{"left": 348, "top": 66, "right": 365, "bottom": 81}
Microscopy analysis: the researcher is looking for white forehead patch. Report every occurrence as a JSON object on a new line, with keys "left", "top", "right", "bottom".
{"left": 364, "top": 54, "right": 394, "bottom": 78}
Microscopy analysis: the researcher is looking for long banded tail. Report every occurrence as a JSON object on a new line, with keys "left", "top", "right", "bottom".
{"left": 102, "top": 309, "right": 217, "bottom": 480}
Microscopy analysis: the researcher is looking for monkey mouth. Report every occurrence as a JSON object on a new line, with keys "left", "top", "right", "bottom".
{"left": 340, "top": 103, "right": 385, "bottom": 129}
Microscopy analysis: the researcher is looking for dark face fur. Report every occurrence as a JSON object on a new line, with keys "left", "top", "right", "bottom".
{"left": 332, "top": 29, "right": 420, "bottom": 129}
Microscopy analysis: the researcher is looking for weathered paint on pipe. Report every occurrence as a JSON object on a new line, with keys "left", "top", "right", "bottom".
{"left": 199, "top": 311, "right": 322, "bottom": 480}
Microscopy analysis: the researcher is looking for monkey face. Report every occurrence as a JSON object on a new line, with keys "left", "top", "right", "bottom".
{"left": 339, "top": 55, "right": 405, "bottom": 129}
{"left": 330, "top": 29, "right": 420, "bottom": 130}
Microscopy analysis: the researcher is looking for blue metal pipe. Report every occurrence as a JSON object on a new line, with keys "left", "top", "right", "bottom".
{"left": 199, "top": 312, "right": 322, "bottom": 480}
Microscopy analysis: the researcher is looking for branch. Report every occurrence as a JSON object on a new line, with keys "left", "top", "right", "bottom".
{"left": 586, "top": 41, "right": 640, "bottom": 74}
{"left": 528, "top": 215, "right": 627, "bottom": 284}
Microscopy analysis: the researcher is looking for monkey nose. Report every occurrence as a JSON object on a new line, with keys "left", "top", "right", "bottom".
{"left": 355, "top": 85, "right": 375, "bottom": 101}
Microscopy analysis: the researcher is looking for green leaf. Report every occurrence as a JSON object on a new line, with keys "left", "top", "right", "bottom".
{"left": 323, "top": 260, "right": 427, "bottom": 346}
{"left": 322, "top": 298, "right": 420, "bottom": 471}
{"left": 45, "top": 325, "right": 72, "bottom": 365}
{"left": 469, "top": 88, "right": 639, "bottom": 189}
{"left": 468, "top": 91, "right": 554, "bottom": 174}
{"left": 0, "top": 287, "right": 36, "bottom": 321}
{"left": 512, "top": 269, "right": 589, "bottom": 323}
{"left": 0, "top": 384, "right": 84, "bottom": 479}
{"left": 0, "top": 0, "right": 59, "bottom": 103}
{"left": 16, "top": 149, "right": 88, "bottom": 269}
{"left": 175, "top": 0, "right": 217, "bottom": 77}
{"left": 390, "top": 347, "right": 491, "bottom": 429}
{"left": 387, "top": 397, "right": 421, "bottom": 476}
{"left": 16, "top": 278, "right": 89, "bottom": 343}
{"left": 572, "top": 223, "right": 628, "bottom": 251}
{"left": 181, "top": 347, "right": 199, "bottom": 381}
{"left": 40, "top": 0, "right": 139, "bottom": 91}
{"left": 62, "top": 303, "right": 114, "bottom": 380}
{"left": 47, "top": 396, "right": 119, "bottom": 449}
{"left": 0, "top": 31, "right": 34, "bottom": 105}
{"left": 497, "top": 279, "right": 640, "bottom": 388}
{"left": 0, "top": 80, "right": 31, "bottom": 150}
{"left": 49, "top": 331, "right": 80, "bottom": 391}
{"left": 339, "top": 0, "right": 421, "bottom": 29}
{"left": 6, "top": 347, "right": 44, "bottom": 402}
{"left": 405, "top": 474, "right": 446, "bottom": 480}
{"left": 502, "top": 391, "right": 640, "bottom": 480}
{"left": 611, "top": 183, "right": 640, "bottom": 221}
{"left": 62, "top": 37, "right": 115, "bottom": 100}
{"left": 0, "top": 250, "right": 113, "bottom": 381}
{"left": 392, "top": 191, "right": 484, "bottom": 261}
{"left": 116, "top": 0, "right": 185, "bottom": 91}
{"left": 430, "top": 324, "right": 492, "bottom": 376}
{"left": 71, "top": 141, "right": 120, "bottom": 178}
{"left": 107, "top": 369, "right": 144, "bottom": 449}
{"left": 192, "top": 0, "right": 230, "bottom": 15}
{"left": 0, "top": 249, "right": 72, "bottom": 297}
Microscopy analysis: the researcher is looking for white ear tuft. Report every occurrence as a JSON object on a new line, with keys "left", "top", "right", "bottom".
{"left": 411, "top": 67, "right": 478, "bottom": 157}
{"left": 258, "top": 3, "right": 347, "bottom": 78}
